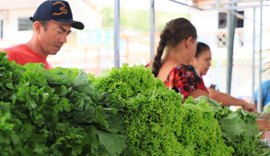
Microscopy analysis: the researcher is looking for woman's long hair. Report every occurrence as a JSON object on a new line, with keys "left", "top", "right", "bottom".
{"left": 152, "top": 18, "right": 197, "bottom": 77}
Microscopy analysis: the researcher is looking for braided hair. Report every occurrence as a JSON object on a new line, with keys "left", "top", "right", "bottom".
{"left": 152, "top": 18, "right": 197, "bottom": 77}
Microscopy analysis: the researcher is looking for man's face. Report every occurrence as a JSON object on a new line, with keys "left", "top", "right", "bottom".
{"left": 38, "top": 20, "right": 72, "bottom": 56}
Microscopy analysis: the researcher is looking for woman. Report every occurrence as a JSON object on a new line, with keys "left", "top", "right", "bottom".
{"left": 151, "top": 17, "right": 256, "bottom": 112}
{"left": 191, "top": 42, "right": 256, "bottom": 112}
{"left": 152, "top": 17, "right": 208, "bottom": 99}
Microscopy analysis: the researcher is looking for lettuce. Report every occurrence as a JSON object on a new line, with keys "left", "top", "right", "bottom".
{"left": 94, "top": 64, "right": 232, "bottom": 155}
{"left": 195, "top": 96, "right": 270, "bottom": 156}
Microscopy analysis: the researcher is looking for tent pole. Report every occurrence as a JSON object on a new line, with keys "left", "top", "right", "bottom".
{"left": 114, "top": 0, "right": 120, "bottom": 68}
{"left": 226, "top": 1, "right": 236, "bottom": 94}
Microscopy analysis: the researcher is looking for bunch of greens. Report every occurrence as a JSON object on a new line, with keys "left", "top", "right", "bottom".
{"left": 94, "top": 65, "right": 232, "bottom": 155}
{"left": 94, "top": 65, "right": 186, "bottom": 155}
{"left": 94, "top": 65, "right": 164, "bottom": 110}
{"left": 183, "top": 97, "right": 234, "bottom": 156}
{"left": 0, "top": 52, "right": 24, "bottom": 102}
{"left": 2, "top": 51, "right": 265, "bottom": 155}
{"left": 196, "top": 96, "right": 270, "bottom": 156}
{"left": 0, "top": 53, "right": 125, "bottom": 155}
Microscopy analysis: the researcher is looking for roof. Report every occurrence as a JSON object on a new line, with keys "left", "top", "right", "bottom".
{"left": 0, "top": 0, "right": 45, "bottom": 10}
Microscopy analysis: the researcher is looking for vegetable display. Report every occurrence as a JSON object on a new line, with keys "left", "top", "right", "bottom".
{"left": 0, "top": 52, "right": 125, "bottom": 155}
{"left": 0, "top": 52, "right": 269, "bottom": 155}
{"left": 196, "top": 96, "right": 270, "bottom": 156}
{"left": 94, "top": 64, "right": 232, "bottom": 155}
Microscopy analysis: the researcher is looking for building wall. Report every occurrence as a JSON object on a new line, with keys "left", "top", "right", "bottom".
{"left": 1, "top": 9, "right": 33, "bottom": 44}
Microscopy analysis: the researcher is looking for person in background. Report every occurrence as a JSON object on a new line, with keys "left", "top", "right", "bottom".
{"left": 4, "top": 0, "right": 84, "bottom": 69}
{"left": 255, "top": 79, "right": 270, "bottom": 108}
{"left": 151, "top": 17, "right": 209, "bottom": 100}
{"left": 191, "top": 42, "right": 256, "bottom": 112}
{"left": 150, "top": 17, "right": 256, "bottom": 112}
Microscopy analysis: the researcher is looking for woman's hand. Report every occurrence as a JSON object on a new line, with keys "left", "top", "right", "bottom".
{"left": 243, "top": 103, "right": 257, "bottom": 113}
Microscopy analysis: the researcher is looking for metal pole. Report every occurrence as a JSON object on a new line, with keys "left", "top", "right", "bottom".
{"left": 226, "top": 1, "right": 236, "bottom": 94}
{"left": 257, "top": 0, "right": 263, "bottom": 112}
{"left": 0, "top": 20, "right": 3, "bottom": 39}
{"left": 150, "top": 0, "right": 155, "bottom": 61}
{"left": 114, "top": 0, "right": 120, "bottom": 68}
{"left": 251, "top": 7, "right": 256, "bottom": 104}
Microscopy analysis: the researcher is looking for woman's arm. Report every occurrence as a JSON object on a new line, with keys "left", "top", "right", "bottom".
{"left": 189, "top": 89, "right": 209, "bottom": 98}
{"left": 208, "top": 88, "right": 257, "bottom": 112}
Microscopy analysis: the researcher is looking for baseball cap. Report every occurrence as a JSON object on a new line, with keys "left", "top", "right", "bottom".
{"left": 30, "top": 0, "right": 84, "bottom": 30}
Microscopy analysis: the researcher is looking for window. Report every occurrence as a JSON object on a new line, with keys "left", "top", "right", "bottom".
{"left": 236, "top": 11, "right": 244, "bottom": 28}
{"left": 218, "top": 11, "right": 244, "bottom": 29}
{"left": 218, "top": 12, "right": 227, "bottom": 29}
{"left": 18, "top": 18, "right": 32, "bottom": 31}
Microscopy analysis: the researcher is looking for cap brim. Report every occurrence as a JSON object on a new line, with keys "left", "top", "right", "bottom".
{"left": 29, "top": 17, "right": 34, "bottom": 22}
{"left": 55, "top": 19, "right": 84, "bottom": 30}
{"left": 29, "top": 18, "right": 84, "bottom": 30}
{"left": 71, "top": 21, "right": 84, "bottom": 30}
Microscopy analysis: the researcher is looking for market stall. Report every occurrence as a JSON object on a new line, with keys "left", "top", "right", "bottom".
{"left": 1, "top": 52, "right": 269, "bottom": 155}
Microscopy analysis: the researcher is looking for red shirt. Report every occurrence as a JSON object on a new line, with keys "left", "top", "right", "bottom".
{"left": 164, "top": 64, "right": 208, "bottom": 99}
{"left": 4, "top": 44, "right": 52, "bottom": 69}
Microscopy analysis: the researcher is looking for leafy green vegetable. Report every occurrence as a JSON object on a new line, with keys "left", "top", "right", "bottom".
{"left": 94, "top": 64, "right": 232, "bottom": 155}
{"left": 0, "top": 52, "right": 24, "bottom": 102}
{"left": 183, "top": 97, "right": 234, "bottom": 156}
{"left": 195, "top": 96, "right": 270, "bottom": 156}
{"left": 0, "top": 53, "right": 126, "bottom": 155}
{"left": 1, "top": 52, "right": 267, "bottom": 156}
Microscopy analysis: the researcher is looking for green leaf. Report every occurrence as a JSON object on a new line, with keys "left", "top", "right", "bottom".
{"left": 220, "top": 116, "right": 246, "bottom": 141}
{"left": 97, "top": 129, "right": 126, "bottom": 156}
{"left": 57, "top": 85, "right": 68, "bottom": 96}
{"left": 5, "top": 82, "right": 14, "bottom": 89}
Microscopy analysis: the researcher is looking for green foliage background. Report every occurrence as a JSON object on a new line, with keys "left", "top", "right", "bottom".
{"left": 101, "top": 7, "right": 189, "bottom": 32}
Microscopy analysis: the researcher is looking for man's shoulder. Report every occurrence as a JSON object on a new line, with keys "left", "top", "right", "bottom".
{"left": 3, "top": 44, "right": 31, "bottom": 62}
{"left": 4, "top": 44, "right": 27, "bottom": 53}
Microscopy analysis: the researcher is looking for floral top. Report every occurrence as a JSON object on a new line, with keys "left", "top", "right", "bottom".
{"left": 164, "top": 64, "right": 208, "bottom": 99}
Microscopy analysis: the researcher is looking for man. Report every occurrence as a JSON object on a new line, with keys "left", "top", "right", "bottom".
{"left": 4, "top": 0, "right": 84, "bottom": 69}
